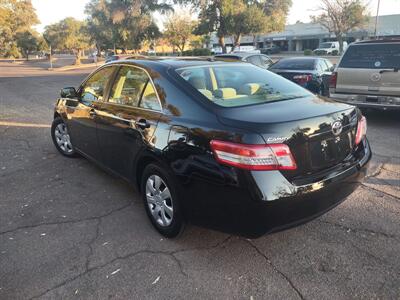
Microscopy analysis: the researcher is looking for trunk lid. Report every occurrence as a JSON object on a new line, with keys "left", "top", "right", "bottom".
{"left": 216, "top": 95, "right": 358, "bottom": 180}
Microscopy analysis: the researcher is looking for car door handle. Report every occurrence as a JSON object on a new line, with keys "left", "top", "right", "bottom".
{"left": 136, "top": 119, "right": 150, "bottom": 129}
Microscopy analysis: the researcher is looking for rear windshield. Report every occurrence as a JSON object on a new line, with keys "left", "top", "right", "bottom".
{"left": 176, "top": 64, "right": 311, "bottom": 107}
{"left": 319, "top": 42, "right": 333, "bottom": 49}
{"left": 270, "top": 59, "right": 315, "bottom": 70}
{"left": 339, "top": 44, "right": 400, "bottom": 69}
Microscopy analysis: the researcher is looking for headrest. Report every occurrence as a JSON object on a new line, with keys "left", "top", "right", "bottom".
{"left": 188, "top": 76, "right": 206, "bottom": 90}
{"left": 240, "top": 83, "right": 261, "bottom": 95}
{"left": 214, "top": 88, "right": 237, "bottom": 99}
{"left": 198, "top": 89, "right": 213, "bottom": 99}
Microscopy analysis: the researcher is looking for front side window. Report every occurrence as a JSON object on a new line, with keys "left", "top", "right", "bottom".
{"left": 339, "top": 44, "right": 400, "bottom": 69}
{"left": 80, "top": 67, "right": 114, "bottom": 103}
{"left": 176, "top": 64, "right": 311, "bottom": 108}
{"left": 108, "top": 66, "right": 161, "bottom": 110}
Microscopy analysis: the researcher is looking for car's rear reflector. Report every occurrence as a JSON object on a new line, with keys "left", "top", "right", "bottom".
{"left": 355, "top": 116, "right": 367, "bottom": 145}
{"left": 210, "top": 140, "right": 297, "bottom": 171}
{"left": 329, "top": 72, "right": 337, "bottom": 88}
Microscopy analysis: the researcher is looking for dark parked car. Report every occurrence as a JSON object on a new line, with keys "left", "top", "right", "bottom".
{"left": 52, "top": 58, "right": 371, "bottom": 237}
{"left": 269, "top": 57, "right": 335, "bottom": 96}
{"left": 261, "top": 45, "right": 280, "bottom": 55}
{"left": 214, "top": 52, "right": 273, "bottom": 69}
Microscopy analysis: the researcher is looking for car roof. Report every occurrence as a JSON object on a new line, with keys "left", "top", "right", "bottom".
{"left": 352, "top": 38, "right": 400, "bottom": 44}
{"left": 107, "top": 56, "right": 234, "bottom": 69}
{"left": 214, "top": 52, "right": 262, "bottom": 59}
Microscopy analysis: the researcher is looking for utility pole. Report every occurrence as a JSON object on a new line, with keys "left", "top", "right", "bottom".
{"left": 374, "top": 0, "right": 380, "bottom": 38}
{"left": 49, "top": 45, "right": 53, "bottom": 70}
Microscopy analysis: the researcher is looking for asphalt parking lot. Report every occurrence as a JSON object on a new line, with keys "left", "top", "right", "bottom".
{"left": 0, "top": 61, "right": 399, "bottom": 299}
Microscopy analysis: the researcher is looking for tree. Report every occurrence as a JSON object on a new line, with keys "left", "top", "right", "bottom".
{"left": 85, "top": 0, "right": 168, "bottom": 54}
{"left": 164, "top": 13, "right": 197, "bottom": 55}
{"left": 43, "top": 18, "right": 90, "bottom": 64}
{"left": 192, "top": 0, "right": 292, "bottom": 53}
{"left": 311, "top": 0, "right": 369, "bottom": 53}
{"left": 15, "top": 30, "right": 38, "bottom": 60}
{"left": 0, "top": 0, "right": 39, "bottom": 57}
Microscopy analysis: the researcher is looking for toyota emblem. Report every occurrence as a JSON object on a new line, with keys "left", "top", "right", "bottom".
{"left": 331, "top": 120, "right": 343, "bottom": 136}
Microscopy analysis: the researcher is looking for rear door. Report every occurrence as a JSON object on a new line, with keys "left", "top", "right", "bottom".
{"left": 335, "top": 43, "right": 400, "bottom": 96}
{"left": 95, "top": 65, "right": 162, "bottom": 179}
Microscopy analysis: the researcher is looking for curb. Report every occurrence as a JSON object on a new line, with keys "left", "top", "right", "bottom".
{"left": 52, "top": 63, "right": 101, "bottom": 71}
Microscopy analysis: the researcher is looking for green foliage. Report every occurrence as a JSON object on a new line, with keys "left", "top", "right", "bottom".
{"left": 15, "top": 30, "right": 38, "bottom": 59}
{"left": 164, "top": 13, "right": 197, "bottom": 54}
{"left": 0, "top": 0, "right": 39, "bottom": 57}
{"left": 193, "top": 0, "right": 292, "bottom": 52}
{"left": 85, "top": 0, "right": 167, "bottom": 53}
{"left": 43, "top": 18, "right": 90, "bottom": 64}
{"left": 331, "top": 49, "right": 339, "bottom": 56}
{"left": 304, "top": 49, "right": 313, "bottom": 56}
{"left": 311, "top": 0, "right": 369, "bottom": 53}
{"left": 192, "top": 48, "right": 211, "bottom": 56}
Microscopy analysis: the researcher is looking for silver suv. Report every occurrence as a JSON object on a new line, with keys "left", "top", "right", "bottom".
{"left": 329, "top": 39, "right": 400, "bottom": 110}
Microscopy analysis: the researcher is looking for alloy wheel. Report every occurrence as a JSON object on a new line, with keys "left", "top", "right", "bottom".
{"left": 54, "top": 123, "right": 73, "bottom": 153}
{"left": 145, "top": 175, "right": 173, "bottom": 227}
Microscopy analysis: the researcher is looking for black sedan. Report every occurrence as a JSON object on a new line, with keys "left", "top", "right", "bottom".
{"left": 52, "top": 58, "right": 371, "bottom": 237}
{"left": 269, "top": 57, "right": 335, "bottom": 96}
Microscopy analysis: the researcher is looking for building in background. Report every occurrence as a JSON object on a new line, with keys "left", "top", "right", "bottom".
{"left": 211, "top": 14, "right": 400, "bottom": 53}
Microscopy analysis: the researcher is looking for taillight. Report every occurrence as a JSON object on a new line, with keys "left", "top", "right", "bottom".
{"left": 329, "top": 72, "right": 337, "bottom": 88}
{"left": 210, "top": 140, "right": 297, "bottom": 171}
{"left": 355, "top": 116, "right": 367, "bottom": 145}
{"left": 293, "top": 74, "right": 312, "bottom": 84}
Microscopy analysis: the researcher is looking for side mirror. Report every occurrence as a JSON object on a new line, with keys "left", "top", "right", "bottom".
{"left": 330, "top": 64, "right": 336, "bottom": 72}
{"left": 60, "top": 87, "right": 77, "bottom": 98}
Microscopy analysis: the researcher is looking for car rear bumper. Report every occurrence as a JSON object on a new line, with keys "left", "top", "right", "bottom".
{"left": 330, "top": 92, "right": 400, "bottom": 110}
{"left": 181, "top": 139, "right": 372, "bottom": 237}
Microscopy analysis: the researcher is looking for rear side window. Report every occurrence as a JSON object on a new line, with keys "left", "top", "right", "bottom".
{"left": 176, "top": 64, "right": 311, "bottom": 108}
{"left": 339, "top": 44, "right": 400, "bottom": 69}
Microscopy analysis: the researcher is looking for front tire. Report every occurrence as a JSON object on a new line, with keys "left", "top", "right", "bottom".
{"left": 141, "top": 163, "right": 185, "bottom": 238}
{"left": 51, "top": 117, "right": 78, "bottom": 157}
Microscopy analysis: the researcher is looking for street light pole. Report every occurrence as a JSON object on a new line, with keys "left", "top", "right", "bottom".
{"left": 374, "top": 0, "right": 380, "bottom": 38}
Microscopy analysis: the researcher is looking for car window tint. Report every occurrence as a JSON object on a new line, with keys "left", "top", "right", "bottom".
{"left": 260, "top": 55, "right": 272, "bottom": 68}
{"left": 339, "top": 44, "right": 400, "bottom": 69}
{"left": 246, "top": 55, "right": 262, "bottom": 66}
{"left": 316, "top": 60, "right": 325, "bottom": 72}
{"left": 80, "top": 67, "right": 114, "bottom": 103}
{"left": 271, "top": 59, "right": 315, "bottom": 70}
{"left": 139, "top": 81, "right": 161, "bottom": 111}
{"left": 176, "top": 64, "right": 311, "bottom": 108}
{"left": 109, "top": 66, "right": 148, "bottom": 106}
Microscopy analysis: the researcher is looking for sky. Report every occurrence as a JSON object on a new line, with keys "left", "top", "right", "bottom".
{"left": 32, "top": 0, "right": 400, "bottom": 32}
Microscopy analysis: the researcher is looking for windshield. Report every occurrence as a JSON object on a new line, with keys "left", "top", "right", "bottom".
{"left": 319, "top": 43, "right": 333, "bottom": 49}
{"left": 339, "top": 44, "right": 400, "bottom": 69}
{"left": 270, "top": 59, "right": 315, "bottom": 70}
{"left": 176, "top": 64, "right": 311, "bottom": 108}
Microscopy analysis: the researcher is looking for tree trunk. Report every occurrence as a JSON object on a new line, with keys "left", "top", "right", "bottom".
{"left": 75, "top": 49, "right": 81, "bottom": 65}
{"left": 96, "top": 43, "right": 101, "bottom": 57}
{"left": 337, "top": 34, "right": 344, "bottom": 54}
{"left": 233, "top": 34, "right": 241, "bottom": 52}
{"left": 218, "top": 35, "right": 226, "bottom": 53}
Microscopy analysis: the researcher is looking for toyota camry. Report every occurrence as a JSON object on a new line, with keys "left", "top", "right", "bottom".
{"left": 51, "top": 58, "right": 371, "bottom": 237}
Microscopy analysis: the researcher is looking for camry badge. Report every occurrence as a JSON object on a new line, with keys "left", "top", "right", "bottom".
{"left": 331, "top": 120, "right": 343, "bottom": 136}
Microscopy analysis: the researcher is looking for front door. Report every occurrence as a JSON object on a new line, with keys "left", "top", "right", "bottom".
{"left": 96, "top": 65, "right": 162, "bottom": 179}
{"left": 66, "top": 66, "right": 115, "bottom": 160}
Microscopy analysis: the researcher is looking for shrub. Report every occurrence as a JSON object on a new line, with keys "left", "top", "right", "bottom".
{"left": 304, "top": 49, "right": 313, "bottom": 56}
{"left": 331, "top": 50, "right": 339, "bottom": 56}
{"left": 192, "top": 48, "right": 212, "bottom": 56}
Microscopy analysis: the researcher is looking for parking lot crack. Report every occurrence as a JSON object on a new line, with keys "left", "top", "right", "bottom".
{"left": 85, "top": 218, "right": 101, "bottom": 272}
{"left": 0, "top": 203, "right": 131, "bottom": 236}
{"left": 243, "top": 239, "right": 305, "bottom": 300}
{"left": 317, "top": 220, "right": 397, "bottom": 240}
{"left": 360, "top": 183, "right": 400, "bottom": 201}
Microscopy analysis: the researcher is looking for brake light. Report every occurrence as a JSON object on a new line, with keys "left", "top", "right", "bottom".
{"left": 355, "top": 116, "right": 367, "bottom": 145}
{"left": 293, "top": 74, "right": 312, "bottom": 84}
{"left": 210, "top": 140, "right": 297, "bottom": 171}
{"left": 329, "top": 72, "right": 337, "bottom": 88}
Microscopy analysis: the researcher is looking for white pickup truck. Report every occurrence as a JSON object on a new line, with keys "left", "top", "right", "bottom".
{"left": 314, "top": 41, "right": 348, "bottom": 55}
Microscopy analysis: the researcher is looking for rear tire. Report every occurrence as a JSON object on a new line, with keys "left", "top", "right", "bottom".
{"left": 51, "top": 117, "right": 78, "bottom": 157}
{"left": 141, "top": 163, "right": 185, "bottom": 238}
